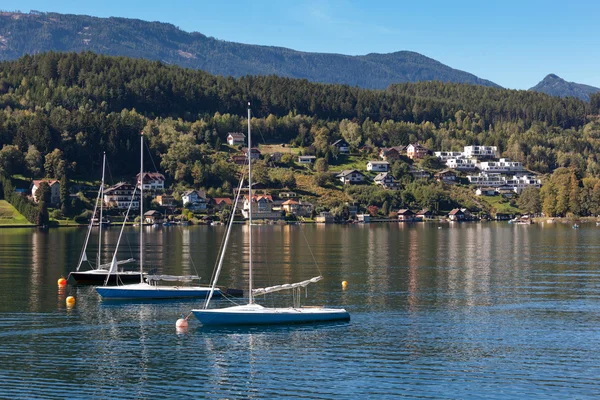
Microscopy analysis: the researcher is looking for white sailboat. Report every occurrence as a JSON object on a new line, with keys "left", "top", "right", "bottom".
{"left": 68, "top": 152, "right": 138, "bottom": 284}
{"left": 191, "top": 104, "right": 350, "bottom": 325}
{"left": 95, "top": 133, "right": 222, "bottom": 300}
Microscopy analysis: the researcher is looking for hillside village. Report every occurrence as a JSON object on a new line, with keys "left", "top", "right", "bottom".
{"left": 21, "top": 133, "right": 545, "bottom": 226}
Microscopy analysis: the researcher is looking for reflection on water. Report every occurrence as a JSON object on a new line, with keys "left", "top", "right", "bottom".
{"left": 1, "top": 223, "right": 600, "bottom": 398}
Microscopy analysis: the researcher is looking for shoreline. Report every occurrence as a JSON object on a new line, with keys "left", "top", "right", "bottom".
{"left": 1, "top": 216, "right": 598, "bottom": 228}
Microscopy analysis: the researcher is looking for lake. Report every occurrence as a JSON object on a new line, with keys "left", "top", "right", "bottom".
{"left": 1, "top": 222, "right": 599, "bottom": 399}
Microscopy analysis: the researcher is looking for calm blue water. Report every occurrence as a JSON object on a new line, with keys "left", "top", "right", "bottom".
{"left": 1, "top": 222, "right": 600, "bottom": 398}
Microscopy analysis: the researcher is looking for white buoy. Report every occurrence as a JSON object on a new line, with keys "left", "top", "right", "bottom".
{"left": 176, "top": 318, "right": 188, "bottom": 329}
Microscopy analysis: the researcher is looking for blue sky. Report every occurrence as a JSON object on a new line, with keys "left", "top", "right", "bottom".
{"left": 7, "top": 0, "right": 600, "bottom": 89}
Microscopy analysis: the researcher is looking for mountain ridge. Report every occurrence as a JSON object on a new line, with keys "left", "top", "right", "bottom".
{"left": 0, "top": 11, "right": 500, "bottom": 89}
{"left": 529, "top": 74, "right": 600, "bottom": 101}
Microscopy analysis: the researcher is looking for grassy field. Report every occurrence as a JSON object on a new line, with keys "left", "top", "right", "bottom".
{"left": 257, "top": 144, "right": 302, "bottom": 155}
{"left": 0, "top": 200, "right": 33, "bottom": 225}
{"left": 480, "top": 195, "right": 520, "bottom": 214}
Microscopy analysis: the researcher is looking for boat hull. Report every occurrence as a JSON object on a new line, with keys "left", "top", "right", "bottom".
{"left": 69, "top": 271, "right": 143, "bottom": 285}
{"left": 191, "top": 304, "right": 350, "bottom": 326}
{"left": 95, "top": 283, "right": 222, "bottom": 299}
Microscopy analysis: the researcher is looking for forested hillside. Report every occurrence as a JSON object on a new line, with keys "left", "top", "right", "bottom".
{"left": 1, "top": 52, "right": 600, "bottom": 218}
{"left": 0, "top": 11, "right": 500, "bottom": 89}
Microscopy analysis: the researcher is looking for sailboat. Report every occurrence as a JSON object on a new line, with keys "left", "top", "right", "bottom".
{"left": 191, "top": 104, "right": 350, "bottom": 325}
{"left": 68, "top": 152, "right": 139, "bottom": 285}
{"left": 95, "top": 132, "right": 222, "bottom": 300}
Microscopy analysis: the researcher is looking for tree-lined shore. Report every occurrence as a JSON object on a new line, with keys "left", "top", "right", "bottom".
{"left": 0, "top": 52, "right": 599, "bottom": 224}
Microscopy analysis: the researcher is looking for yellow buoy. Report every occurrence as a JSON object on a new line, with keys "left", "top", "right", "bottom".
{"left": 57, "top": 277, "right": 67, "bottom": 286}
{"left": 342, "top": 280, "right": 348, "bottom": 288}
{"left": 66, "top": 296, "right": 76, "bottom": 306}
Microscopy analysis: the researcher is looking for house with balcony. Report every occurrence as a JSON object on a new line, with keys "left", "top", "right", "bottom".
{"left": 379, "top": 146, "right": 404, "bottom": 161}
{"left": 434, "top": 169, "right": 457, "bottom": 183}
{"left": 242, "top": 195, "right": 282, "bottom": 220}
{"left": 280, "top": 199, "right": 313, "bottom": 217}
{"left": 31, "top": 179, "right": 61, "bottom": 205}
{"left": 103, "top": 182, "right": 140, "bottom": 210}
{"left": 374, "top": 172, "right": 399, "bottom": 190}
{"left": 464, "top": 145, "right": 497, "bottom": 159}
{"left": 182, "top": 189, "right": 207, "bottom": 211}
{"left": 478, "top": 158, "right": 524, "bottom": 173}
{"left": 446, "top": 158, "right": 478, "bottom": 170}
{"left": 182, "top": 190, "right": 206, "bottom": 206}
{"left": 136, "top": 172, "right": 165, "bottom": 191}
{"left": 337, "top": 170, "right": 366, "bottom": 185}
{"left": 332, "top": 139, "right": 350, "bottom": 154}
{"left": 227, "top": 132, "right": 246, "bottom": 146}
{"left": 155, "top": 194, "right": 175, "bottom": 207}
{"left": 367, "top": 161, "right": 390, "bottom": 172}
{"left": 434, "top": 151, "right": 465, "bottom": 162}
{"left": 406, "top": 143, "right": 429, "bottom": 160}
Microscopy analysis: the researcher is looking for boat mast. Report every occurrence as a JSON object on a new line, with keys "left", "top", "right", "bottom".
{"left": 140, "top": 132, "right": 144, "bottom": 283}
{"left": 97, "top": 152, "right": 106, "bottom": 269}
{"left": 247, "top": 103, "right": 253, "bottom": 305}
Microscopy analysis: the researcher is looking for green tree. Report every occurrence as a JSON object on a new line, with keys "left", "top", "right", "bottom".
{"left": 44, "top": 148, "right": 64, "bottom": 179}
{"left": 25, "top": 145, "right": 43, "bottom": 178}
{"left": 382, "top": 200, "right": 390, "bottom": 216}
{"left": 0, "top": 145, "right": 24, "bottom": 176}
{"left": 314, "top": 157, "right": 329, "bottom": 172}
{"left": 517, "top": 186, "right": 541, "bottom": 215}
{"left": 541, "top": 182, "right": 557, "bottom": 217}
{"left": 339, "top": 119, "right": 362, "bottom": 150}
{"left": 60, "top": 174, "right": 70, "bottom": 216}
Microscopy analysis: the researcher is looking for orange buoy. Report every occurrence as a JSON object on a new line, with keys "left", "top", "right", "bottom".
{"left": 342, "top": 280, "right": 348, "bottom": 289}
{"left": 66, "top": 296, "right": 76, "bottom": 306}
{"left": 57, "top": 277, "right": 67, "bottom": 286}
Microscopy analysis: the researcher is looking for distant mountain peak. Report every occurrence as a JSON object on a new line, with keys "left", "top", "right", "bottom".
{"left": 0, "top": 11, "right": 500, "bottom": 89}
{"left": 530, "top": 74, "right": 599, "bottom": 101}
{"left": 543, "top": 73, "right": 561, "bottom": 80}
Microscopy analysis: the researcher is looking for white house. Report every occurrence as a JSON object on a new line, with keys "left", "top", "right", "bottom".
{"left": 103, "top": 182, "right": 140, "bottom": 210}
{"left": 181, "top": 189, "right": 207, "bottom": 210}
{"left": 32, "top": 180, "right": 61, "bottom": 205}
{"left": 467, "top": 173, "right": 541, "bottom": 193}
{"left": 181, "top": 189, "right": 205, "bottom": 205}
{"left": 136, "top": 172, "right": 165, "bottom": 191}
{"left": 435, "top": 151, "right": 465, "bottom": 161}
{"left": 337, "top": 170, "right": 366, "bottom": 185}
{"left": 467, "top": 173, "right": 506, "bottom": 187}
{"left": 446, "top": 158, "right": 478, "bottom": 170}
{"left": 464, "top": 145, "right": 497, "bottom": 159}
{"left": 298, "top": 155, "right": 317, "bottom": 164}
{"left": 478, "top": 158, "right": 524, "bottom": 173}
{"left": 366, "top": 161, "right": 390, "bottom": 172}
{"left": 227, "top": 132, "right": 246, "bottom": 146}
